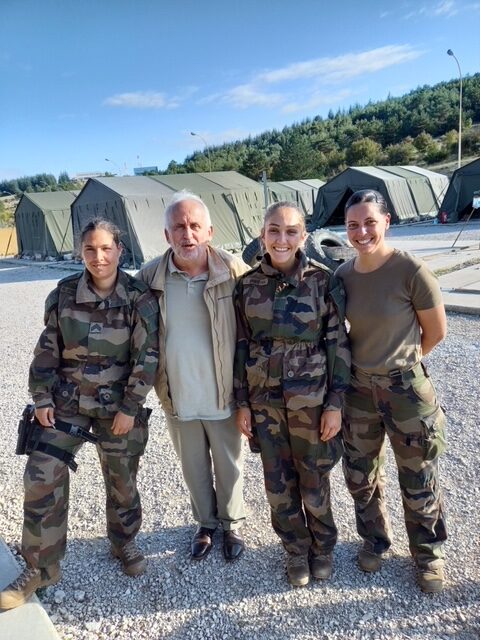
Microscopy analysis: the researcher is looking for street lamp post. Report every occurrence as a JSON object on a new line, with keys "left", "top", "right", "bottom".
{"left": 190, "top": 131, "right": 212, "bottom": 172}
{"left": 447, "top": 49, "right": 462, "bottom": 169}
{"left": 104, "top": 158, "right": 122, "bottom": 176}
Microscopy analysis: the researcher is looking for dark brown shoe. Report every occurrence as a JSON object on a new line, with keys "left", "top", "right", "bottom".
{"left": 223, "top": 530, "right": 245, "bottom": 562}
{"left": 191, "top": 526, "right": 216, "bottom": 560}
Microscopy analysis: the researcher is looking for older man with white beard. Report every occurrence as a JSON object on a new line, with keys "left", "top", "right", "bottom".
{"left": 137, "top": 191, "right": 248, "bottom": 562}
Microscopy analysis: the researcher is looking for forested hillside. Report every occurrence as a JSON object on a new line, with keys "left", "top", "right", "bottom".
{"left": 165, "top": 74, "right": 480, "bottom": 180}
{"left": 1, "top": 74, "right": 479, "bottom": 201}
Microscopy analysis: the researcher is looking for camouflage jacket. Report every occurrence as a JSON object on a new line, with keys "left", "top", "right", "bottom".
{"left": 29, "top": 269, "right": 159, "bottom": 419}
{"left": 234, "top": 251, "right": 351, "bottom": 412}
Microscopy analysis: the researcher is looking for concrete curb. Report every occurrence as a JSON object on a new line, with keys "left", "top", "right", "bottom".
{"left": 0, "top": 538, "right": 60, "bottom": 640}
{"left": 443, "top": 300, "right": 480, "bottom": 315}
{"left": 0, "top": 258, "right": 83, "bottom": 272}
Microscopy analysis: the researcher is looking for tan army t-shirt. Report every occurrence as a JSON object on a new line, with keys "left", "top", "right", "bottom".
{"left": 335, "top": 249, "right": 442, "bottom": 374}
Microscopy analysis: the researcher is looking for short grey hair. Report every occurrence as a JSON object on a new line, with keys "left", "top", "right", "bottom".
{"left": 164, "top": 190, "right": 212, "bottom": 229}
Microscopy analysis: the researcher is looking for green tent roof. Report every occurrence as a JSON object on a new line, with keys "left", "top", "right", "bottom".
{"left": 267, "top": 179, "right": 325, "bottom": 216}
{"left": 72, "top": 172, "right": 264, "bottom": 266}
{"left": 311, "top": 166, "right": 449, "bottom": 227}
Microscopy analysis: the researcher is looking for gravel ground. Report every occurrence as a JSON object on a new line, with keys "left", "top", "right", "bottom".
{"left": 0, "top": 251, "right": 479, "bottom": 640}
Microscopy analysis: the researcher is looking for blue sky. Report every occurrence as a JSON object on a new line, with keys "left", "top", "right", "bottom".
{"left": 1, "top": 0, "right": 478, "bottom": 181}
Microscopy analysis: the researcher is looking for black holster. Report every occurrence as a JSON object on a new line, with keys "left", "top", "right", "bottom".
{"left": 16, "top": 404, "right": 99, "bottom": 472}
{"left": 16, "top": 404, "right": 40, "bottom": 456}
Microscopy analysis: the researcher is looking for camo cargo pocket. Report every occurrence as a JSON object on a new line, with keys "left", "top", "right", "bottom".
{"left": 245, "top": 354, "right": 270, "bottom": 404}
{"left": 317, "top": 431, "right": 343, "bottom": 474}
{"left": 421, "top": 406, "right": 447, "bottom": 461}
{"left": 102, "top": 407, "right": 152, "bottom": 456}
{"left": 284, "top": 348, "right": 327, "bottom": 410}
{"left": 126, "top": 406, "right": 151, "bottom": 456}
{"left": 53, "top": 381, "right": 79, "bottom": 417}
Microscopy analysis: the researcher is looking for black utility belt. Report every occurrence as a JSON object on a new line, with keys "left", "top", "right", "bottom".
{"left": 53, "top": 419, "right": 99, "bottom": 444}
{"left": 354, "top": 362, "right": 427, "bottom": 382}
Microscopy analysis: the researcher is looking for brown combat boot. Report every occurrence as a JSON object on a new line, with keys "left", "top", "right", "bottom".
{"left": 112, "top": 540, "right": 146, "bottom": 576}
{"left": 418, "top": 563, "right": 444, "bottom": 593}
{"left": 358, "top": 544, "right": 384, "bottom": 573}
{"left": 286, "top": 554, "right": 310, "bottom": 587}
{"left": 310, "top": 553, "right": 333, "bottom": 580}
{"left": 0, "top": 564, "right": 61, "bottom": 610}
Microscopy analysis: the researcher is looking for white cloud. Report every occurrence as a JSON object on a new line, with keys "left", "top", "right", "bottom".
{"left": 257, "top": 45, "right": 423, "bottom": 85}
{"left": 212, "top": 45, "right": 424, "bottom": 112}
{"left": 433, "top": 0, "right": 458, "bottom": 16}
{"left": 104, "top": 86, "right": 198, "bottom": 110}
{"left": 403, "top": 0, "right": 458, "bottom": 19}
{"left": 103, "top": 91, "right": 179, "bottom": 109}
{"left": 222, "top": 84, "right": 286, "bottom": 109}
{"left": 103, "top": 45, "right": 426, "bottom": 118}
{"left": 328, "top": 46, "right": 423, "bottom": 82}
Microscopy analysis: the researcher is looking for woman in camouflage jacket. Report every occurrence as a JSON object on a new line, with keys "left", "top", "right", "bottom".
{"left": 234, "top": 202, "right": 350, "bottom": 587}
{"left": 0, "top": 218, "right": 159, "bottom": 610}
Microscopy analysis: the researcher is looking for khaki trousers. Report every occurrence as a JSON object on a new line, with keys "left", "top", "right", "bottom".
{"left": 165, "top": 415, "right": 245, "bottom": 531}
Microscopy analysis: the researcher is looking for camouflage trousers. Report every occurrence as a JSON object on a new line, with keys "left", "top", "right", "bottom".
{"left": 252, "top": 403, "right": 343, "bottom": 556}
{"left": 22, "top": 410, "right": 149, "bottom": 569}
{"left": 342, "top": 363, "right": 447, "bottom": 568}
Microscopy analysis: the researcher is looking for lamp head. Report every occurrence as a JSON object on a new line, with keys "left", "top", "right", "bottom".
{"left": 447, "top": 49, "right": 454, "bottom": 56}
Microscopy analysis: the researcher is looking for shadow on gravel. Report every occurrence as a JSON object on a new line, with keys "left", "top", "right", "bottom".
{"left": 27, "top": 533, "right": 479, "bottom": 638}
{"left": 0, "top": 264, "right": 74, "bottom": 284}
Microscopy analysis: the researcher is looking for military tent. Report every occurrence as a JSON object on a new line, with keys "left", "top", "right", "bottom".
{"left": 71, "top": 176, "right": 175, "bottom": 268}
{"left": 402, "top": 166, "right": 449, "bottom": 207}
{"left": 151, "top": 171, "right": 264, "bottom": 249}
{"left": 311, "top": 166, "right": 449, "bottom": 227}
{"left": 267, "top": 179, "right": 325, "bottom": 216}
{"left": 439, "top": 157, "right": 480, "bottom": 222}
{"left": 15, "top": 191, "right": 78, "bottom": 258}
{"left": 381, "top": 166, "right": 448, "bottom": 219}
{"left": 71, "top": 172, "right": 264, "bottom": 266}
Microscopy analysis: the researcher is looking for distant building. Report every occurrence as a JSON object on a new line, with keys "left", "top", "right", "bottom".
{"left": 133, "top": 166, "right": 158, "bottom": 175}
{"left": 73, "top": 172, "right": 106, "bottom": 182}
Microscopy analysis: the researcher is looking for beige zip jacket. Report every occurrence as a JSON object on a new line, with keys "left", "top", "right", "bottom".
{"left": 137, "top": 246, "right": 249, "bottom": 417}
